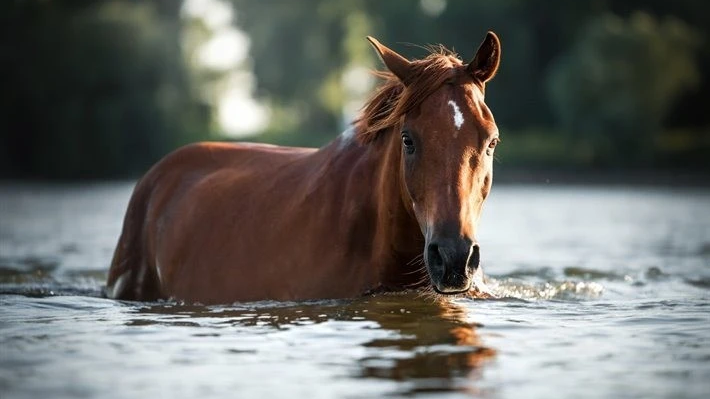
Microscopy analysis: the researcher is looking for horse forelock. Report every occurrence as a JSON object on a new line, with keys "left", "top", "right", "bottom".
{"left": 354, "top": 48, "right": 465, "bottom": 144}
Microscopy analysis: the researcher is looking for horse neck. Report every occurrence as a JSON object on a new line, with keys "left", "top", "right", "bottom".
{"left": 332, "top": 127, "right": 426, "bottom": 288}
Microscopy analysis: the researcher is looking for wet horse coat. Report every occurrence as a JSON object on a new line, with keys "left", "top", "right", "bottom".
{"left": 107, "top": 33, "right": 502, "bottom": 304}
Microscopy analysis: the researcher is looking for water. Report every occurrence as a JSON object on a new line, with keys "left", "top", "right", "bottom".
{"left": 1, "top": 182, "right": 709, "bottom": 398}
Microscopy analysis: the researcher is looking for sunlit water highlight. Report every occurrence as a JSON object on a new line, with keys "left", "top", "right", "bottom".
{"left": 1, "top": 182, "right": 709, "bottom": 398}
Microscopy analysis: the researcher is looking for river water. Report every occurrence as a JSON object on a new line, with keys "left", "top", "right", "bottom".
{"left": 1, "top": 182, "right": 709, "bottom": 398}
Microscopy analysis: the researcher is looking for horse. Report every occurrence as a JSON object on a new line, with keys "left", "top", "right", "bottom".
{"left": 106, "top": 32, "right": 502, "bottom": 304}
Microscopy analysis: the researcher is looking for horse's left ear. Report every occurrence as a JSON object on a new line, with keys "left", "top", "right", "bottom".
{"left": 367, "top": 36, "right": 413, "bottom": 84}
{"left": 466, "top": 31, "right": 501, "bottom": 84}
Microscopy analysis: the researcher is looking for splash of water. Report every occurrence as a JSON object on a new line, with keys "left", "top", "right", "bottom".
{"left": 486, "top": 277, "right": 604, "bottom": 301}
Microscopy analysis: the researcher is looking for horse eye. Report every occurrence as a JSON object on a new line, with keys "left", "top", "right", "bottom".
{"left": 401, "top": 133, "right": 415, "bottom": 154}
{"left": 488, "top": 138, "right": 500, "bottom": 149}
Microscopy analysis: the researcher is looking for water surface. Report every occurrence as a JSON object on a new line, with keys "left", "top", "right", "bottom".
{"left": 1, "top": 182, "right": 709, "bottom": 398}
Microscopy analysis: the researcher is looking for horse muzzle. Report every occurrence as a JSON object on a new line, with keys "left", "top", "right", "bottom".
{"left": 425, "top": 237, "right": 480, "bottom": 294}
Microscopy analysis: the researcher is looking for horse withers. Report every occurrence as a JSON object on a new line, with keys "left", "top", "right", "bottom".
{"left": 106, "top": 32, "right": 502, "bottom": 304}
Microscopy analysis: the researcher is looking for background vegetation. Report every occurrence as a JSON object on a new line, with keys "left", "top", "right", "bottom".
{"left": 2, "top": 0, "right": 708, "bottom": 179}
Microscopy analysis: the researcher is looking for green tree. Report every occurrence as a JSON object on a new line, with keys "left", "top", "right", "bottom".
{"left": 546, "top": 12, "right": 701, "bottom": 165}
{"left": 0, "top": 0, "right": 211, "bottom": 179}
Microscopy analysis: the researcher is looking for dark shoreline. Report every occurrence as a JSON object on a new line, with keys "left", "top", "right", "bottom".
{"left": 494, "top": 168, "right": 709, "bottom": 187}
{"left": 1, "top": 169, "right": 708, "bottom": 188}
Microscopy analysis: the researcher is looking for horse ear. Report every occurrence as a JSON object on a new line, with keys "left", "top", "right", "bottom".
{"left": 366, "top": 36, "right": 413, "bottom": 84}
{"left": 466, "top": 31, "right": 501, "bottom": 84}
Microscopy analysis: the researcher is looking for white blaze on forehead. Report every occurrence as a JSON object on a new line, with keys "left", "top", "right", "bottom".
{"left": 447, "top": 100, "right": 464, "bottom": 130}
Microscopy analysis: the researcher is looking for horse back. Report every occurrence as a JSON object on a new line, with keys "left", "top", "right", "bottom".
{"left": 106, "top": 141, "right": 317, "bottom": 301}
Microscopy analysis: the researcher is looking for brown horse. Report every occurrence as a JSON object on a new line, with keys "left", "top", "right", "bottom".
{"left": 106, "top": 32, "right": 502, "bottom": 304}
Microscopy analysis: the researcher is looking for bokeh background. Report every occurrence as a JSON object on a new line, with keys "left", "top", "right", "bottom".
{"left": 2, "top": 0, "right": 708, "bottom": 180}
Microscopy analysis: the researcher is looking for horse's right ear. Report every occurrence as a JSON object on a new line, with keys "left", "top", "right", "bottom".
{"left": 367, "top": 36, "right": 413, "bottom": 84}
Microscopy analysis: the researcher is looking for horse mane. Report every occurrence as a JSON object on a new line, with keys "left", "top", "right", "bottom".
{"left": 354, "top": 46, "right": 464, "bottom": 143}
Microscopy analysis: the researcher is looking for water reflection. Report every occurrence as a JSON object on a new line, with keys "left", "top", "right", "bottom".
{"left": 130, "top": 292, "right": 495, "bottom": 395}
{"left": 358, "top": 298, "right": 495, "bottom": 395}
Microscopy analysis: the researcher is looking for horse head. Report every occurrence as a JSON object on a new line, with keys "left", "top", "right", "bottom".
{"left": 362, "top": 32, "right": 502, "bottom": 294}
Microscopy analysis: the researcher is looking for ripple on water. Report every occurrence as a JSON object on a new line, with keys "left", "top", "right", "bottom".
{"left": 684, "top": 277, "right": 710, "bottom": 290}
{"left": 0, "top": 262, "right": 107, "bottom": 298}
{"left": 0, "top": 256, "right": 60, "bottom": 280}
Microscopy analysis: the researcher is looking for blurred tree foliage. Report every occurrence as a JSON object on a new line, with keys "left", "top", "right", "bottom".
{"left": 547, "top": 12, "right": 701, "bottom": 166}
{"left": 230, "top": 1, "right": 365, "bottom": 139}
{"left": 0, "top": 0, "right": 210, "bottom": 179}
{"left": 1, "top": 0, "right": 708, "bottom": 179}
{"left": 233, "top": 0, "right": 710, "bottom": 170}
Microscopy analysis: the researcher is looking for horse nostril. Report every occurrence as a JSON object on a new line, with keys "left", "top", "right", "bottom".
{"left": 427, "top": 243, "right": 444, "bottom": 269}
{"left": 468, "top": 244, "right": 480, "bottom": 270}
